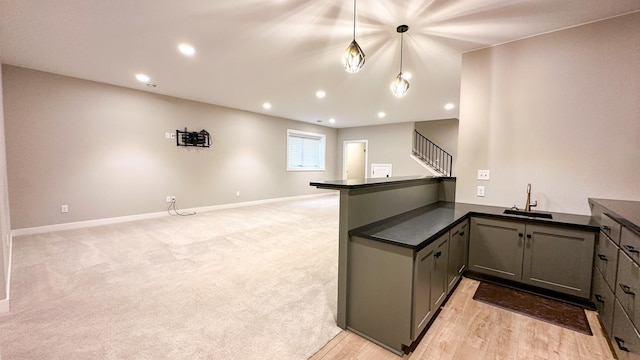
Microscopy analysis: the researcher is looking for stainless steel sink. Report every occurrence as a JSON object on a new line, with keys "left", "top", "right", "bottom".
{"left": 503, "top": 209, "right": 553, "bottom": 219}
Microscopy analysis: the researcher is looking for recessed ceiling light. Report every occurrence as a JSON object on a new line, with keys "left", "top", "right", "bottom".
{"left": 329, "top": 118, "right": 336, "bottom": 124}
{"left": 316, "top": 90, "right": 326, "bottom": 99}
{"left": 262, "top": 102, "right": 272, "bottom": 110}
{"left": 445, "top": 103, "right": 455, "bottom": 110}
{"left": 135, "top": 73, "right": 150, "bottom": 83}
{"left": 178, "top": 44, "right": 195, "bottom": 56}
{"left": 377, "top": 112, "right": 386, "bottom": 118}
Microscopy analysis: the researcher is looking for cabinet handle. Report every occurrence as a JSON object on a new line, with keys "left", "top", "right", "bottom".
{"left": 434, "top": 251, "right": 442, "bottom": 258}
{"left": 597, "top": 254, "right": 608, "bottom": 261}
{"left": 624, "top": 245, "right": 640, "bottom": 254}
{"left": 594, "top": 294, "right": 604, "bottom": 303}
{"left": 518, "top": 233, "right": 523, "bottom": 237}
{"left": 620, "top": 283, "right": 636, "bottom": 296}
{"left": 615, "top": 337, "right": 630, "bottom": 352}
{"left": 526, "top": 234, "right": 532, "bottom": 239}
{"left": 459, "top": 231, "right": 465, "bottom": 237}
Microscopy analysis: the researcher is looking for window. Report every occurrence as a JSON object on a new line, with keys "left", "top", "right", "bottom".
{"left": 287, "top": 129, "right": 326, "bottom": 171}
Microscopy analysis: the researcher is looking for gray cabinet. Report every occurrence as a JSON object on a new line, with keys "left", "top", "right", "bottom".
{"left": 413, "top": 241, "right": 435, "bottom": 338}
{"left": 621, "top": 227, "right": 640, "bottom": 263}
{"left": 590, "top": 212, "right": 640, "bottom": 357}
{"left": 612, "top": 299, "right": 640, "bottom": 359}
{"left": 431, "top": 233, "right": 449, "bottom": 311}
{"left": 593, "top": 267, "right": 615, "bottom": 336}
{"left": 595, "top": 231, "right": 620, "bottom": 290}
{"left": 413, "top": 232, "right": 449, "bottom": 338}
{"left": 616, "top": 252, "right": 640, "bottom": 330}
{"left": 347, "top": 231, "right": 452, "bottom": 355}
{"left": 447, "top": 220, "right": 468, "bottom": 292}
{"left": 468, "top": 217, "right": 525, "bottom": 281}
{"left": 469, "top": 217, "right": 595, "bottom": 298}
{"left": 522, "top": 224, "right": 595, "bottom": 298}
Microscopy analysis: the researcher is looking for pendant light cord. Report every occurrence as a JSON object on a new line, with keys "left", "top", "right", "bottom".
{"left": 352, "top": 0, "right": 357, "bottom": 40}
{"left": 399, "top": 32, "right": 404, "bottom": 73}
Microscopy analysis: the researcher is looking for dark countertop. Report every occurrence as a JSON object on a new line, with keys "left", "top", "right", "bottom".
{"left": 310, "top": 175, "right": 453, "bottom": 190}
{"left": 589, "top": 198, "right": 640, "bottom": 235}
{"left": 350, "top": 201, "right": 599, "bottom": 250}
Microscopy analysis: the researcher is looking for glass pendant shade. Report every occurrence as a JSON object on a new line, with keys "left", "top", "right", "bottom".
{"left": 343, "top": 39, "right": 365, "bottom": 73}
{"left": 391, "top": 25, "right": 410, "bottom": 97}
{"left": 391, "top": 73, "right": 410, "bottom": 97}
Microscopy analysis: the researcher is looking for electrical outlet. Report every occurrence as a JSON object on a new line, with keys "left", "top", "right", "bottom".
{"left": 477, "top": 186, "right": 485, "bottom": 197}
{"left": 165, "top": 132, "right": 171, "bottom": 139}
{"left": 477, "top": 170, "right": 490, "bottom": 181}
{"left": 170, "top": 196, "right": 176, "bottom": 202}
{"left": 61, "top": 205, "right": 69, "bottom": 213}
{"left": 236, "top": 190, "right": 240, "bottom": 197}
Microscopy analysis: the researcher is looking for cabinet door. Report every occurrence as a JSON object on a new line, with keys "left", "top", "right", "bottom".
{"left": 413, "top": 242, "right": 434, "bottom": 339}
{"left": 522, "top": 225, "right": 595, "bottom": 298}
{"left": 612, "top": 299, "right": 640, "bottom": 359}
{"left": 448, "top": 220, "right": 468, "bottom": 292}
{"left": 431, "top": 233, "right": 449, "bottom": 310}
{"left": 593, "top": 266, "right": 615, "bottom": 336}
{"left": 616, "top": 252, "right": 640, "bottom": 330}
{"left": 469, "top": 217, "right": 525, "bottom": 281}
{"left": 595, "top": 232, "right": 620, "bottom": 291}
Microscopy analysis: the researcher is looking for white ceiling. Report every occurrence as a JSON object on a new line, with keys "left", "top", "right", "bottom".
{"left": 2, "top": 1, "right": 640, "bottom": 128}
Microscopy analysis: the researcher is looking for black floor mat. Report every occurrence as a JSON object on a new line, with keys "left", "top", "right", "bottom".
{"left": 472, "top": 282, "right": 592, "bottom": 335}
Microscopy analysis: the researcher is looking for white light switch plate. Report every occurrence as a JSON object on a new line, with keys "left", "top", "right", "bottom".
{"left": 477, "top": 170, "right": 490, "bottom": 181}
{"left": 477, "top": 186, "right": 485, "bottom": 197}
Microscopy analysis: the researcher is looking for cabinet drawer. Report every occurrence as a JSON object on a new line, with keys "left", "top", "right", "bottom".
{"left": 617, "top": 252, "right": 640, "bottom": 329}
{"left": 622, "top": 227, "right": 640, "bottom": 263}
{"left": 450, "top": 220, "right": 468, "bottom": 238}
{"left": 593, "top": 267, "right": 615, "bottom": 336}
{"left": 601, "top": 213, "right": 622, "bottom": 244}
{"left": 595, "top": 234, "right": 619, "bottom": 290}
{"left": 612, "top": 299, "right": 640, "bottom": 359}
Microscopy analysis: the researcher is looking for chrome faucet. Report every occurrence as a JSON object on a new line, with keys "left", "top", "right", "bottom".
{"left": 525, "top": 183, "right": 538, "bottom": 212}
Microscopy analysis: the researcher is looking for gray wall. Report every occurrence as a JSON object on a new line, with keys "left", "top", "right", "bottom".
{"left": 457, "top": 12, "right": 640, "bottom": 214}
{"left": 0, "top": 66, "right": 8, "bottom": 301}
{"left": 2, "top": 66, "right": 338, "bottom": 229}
{"left": 336, "top": 122, "right": 430, "bottom": 179}
{"left": 415, "top": 118, "right": 459, "bottom": 175}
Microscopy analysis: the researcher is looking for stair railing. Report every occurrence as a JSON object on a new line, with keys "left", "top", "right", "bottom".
{"left": 412, "top": 130, "right": 452, "bottom": 177}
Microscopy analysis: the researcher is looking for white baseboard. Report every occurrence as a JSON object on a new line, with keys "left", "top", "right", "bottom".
{"left": 0, "top": 233, "right": 12, "bottom": 313}
{"left": 11, "top": 192, "right": 337, "bottom": 237}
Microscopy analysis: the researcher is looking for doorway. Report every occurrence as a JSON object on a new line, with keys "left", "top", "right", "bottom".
{"left": 343, "top": 140, "right": 368, "bottom": 180}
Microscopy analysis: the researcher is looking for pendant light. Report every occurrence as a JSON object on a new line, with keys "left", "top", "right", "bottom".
{"left": 390, "top": 25, "right": 410, "bottom": 97}
{"left": 342, "top": 0, "right": 365, "bottom": 73}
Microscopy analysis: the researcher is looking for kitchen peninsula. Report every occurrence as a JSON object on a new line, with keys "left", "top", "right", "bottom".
{"left": 311, "top": 175, "right": 600, "bottom": 355}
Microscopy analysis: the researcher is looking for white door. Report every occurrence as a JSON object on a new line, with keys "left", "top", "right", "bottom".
{"left": 371, "top": 163, "right": 392, "bottom": 178}
{"left": 344, "top": 141, "right": 367, "bottom": 180}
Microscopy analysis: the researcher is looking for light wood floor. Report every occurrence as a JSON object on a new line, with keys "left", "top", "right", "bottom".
{"left": 310, "top": 278, "right": 615, "bottom": 360}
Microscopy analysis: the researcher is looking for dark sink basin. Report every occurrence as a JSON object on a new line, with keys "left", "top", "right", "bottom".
{"left": 503, "top": 209, "right": 553, "bottom": 219}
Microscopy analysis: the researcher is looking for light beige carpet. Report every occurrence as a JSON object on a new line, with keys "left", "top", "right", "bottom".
{"left": 0, "top": 195, "right": 341, "bottom": 359}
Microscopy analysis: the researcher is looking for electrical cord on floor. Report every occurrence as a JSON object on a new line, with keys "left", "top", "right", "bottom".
{"left": 167, "top": 199, "right": 196, "bottom": 216}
